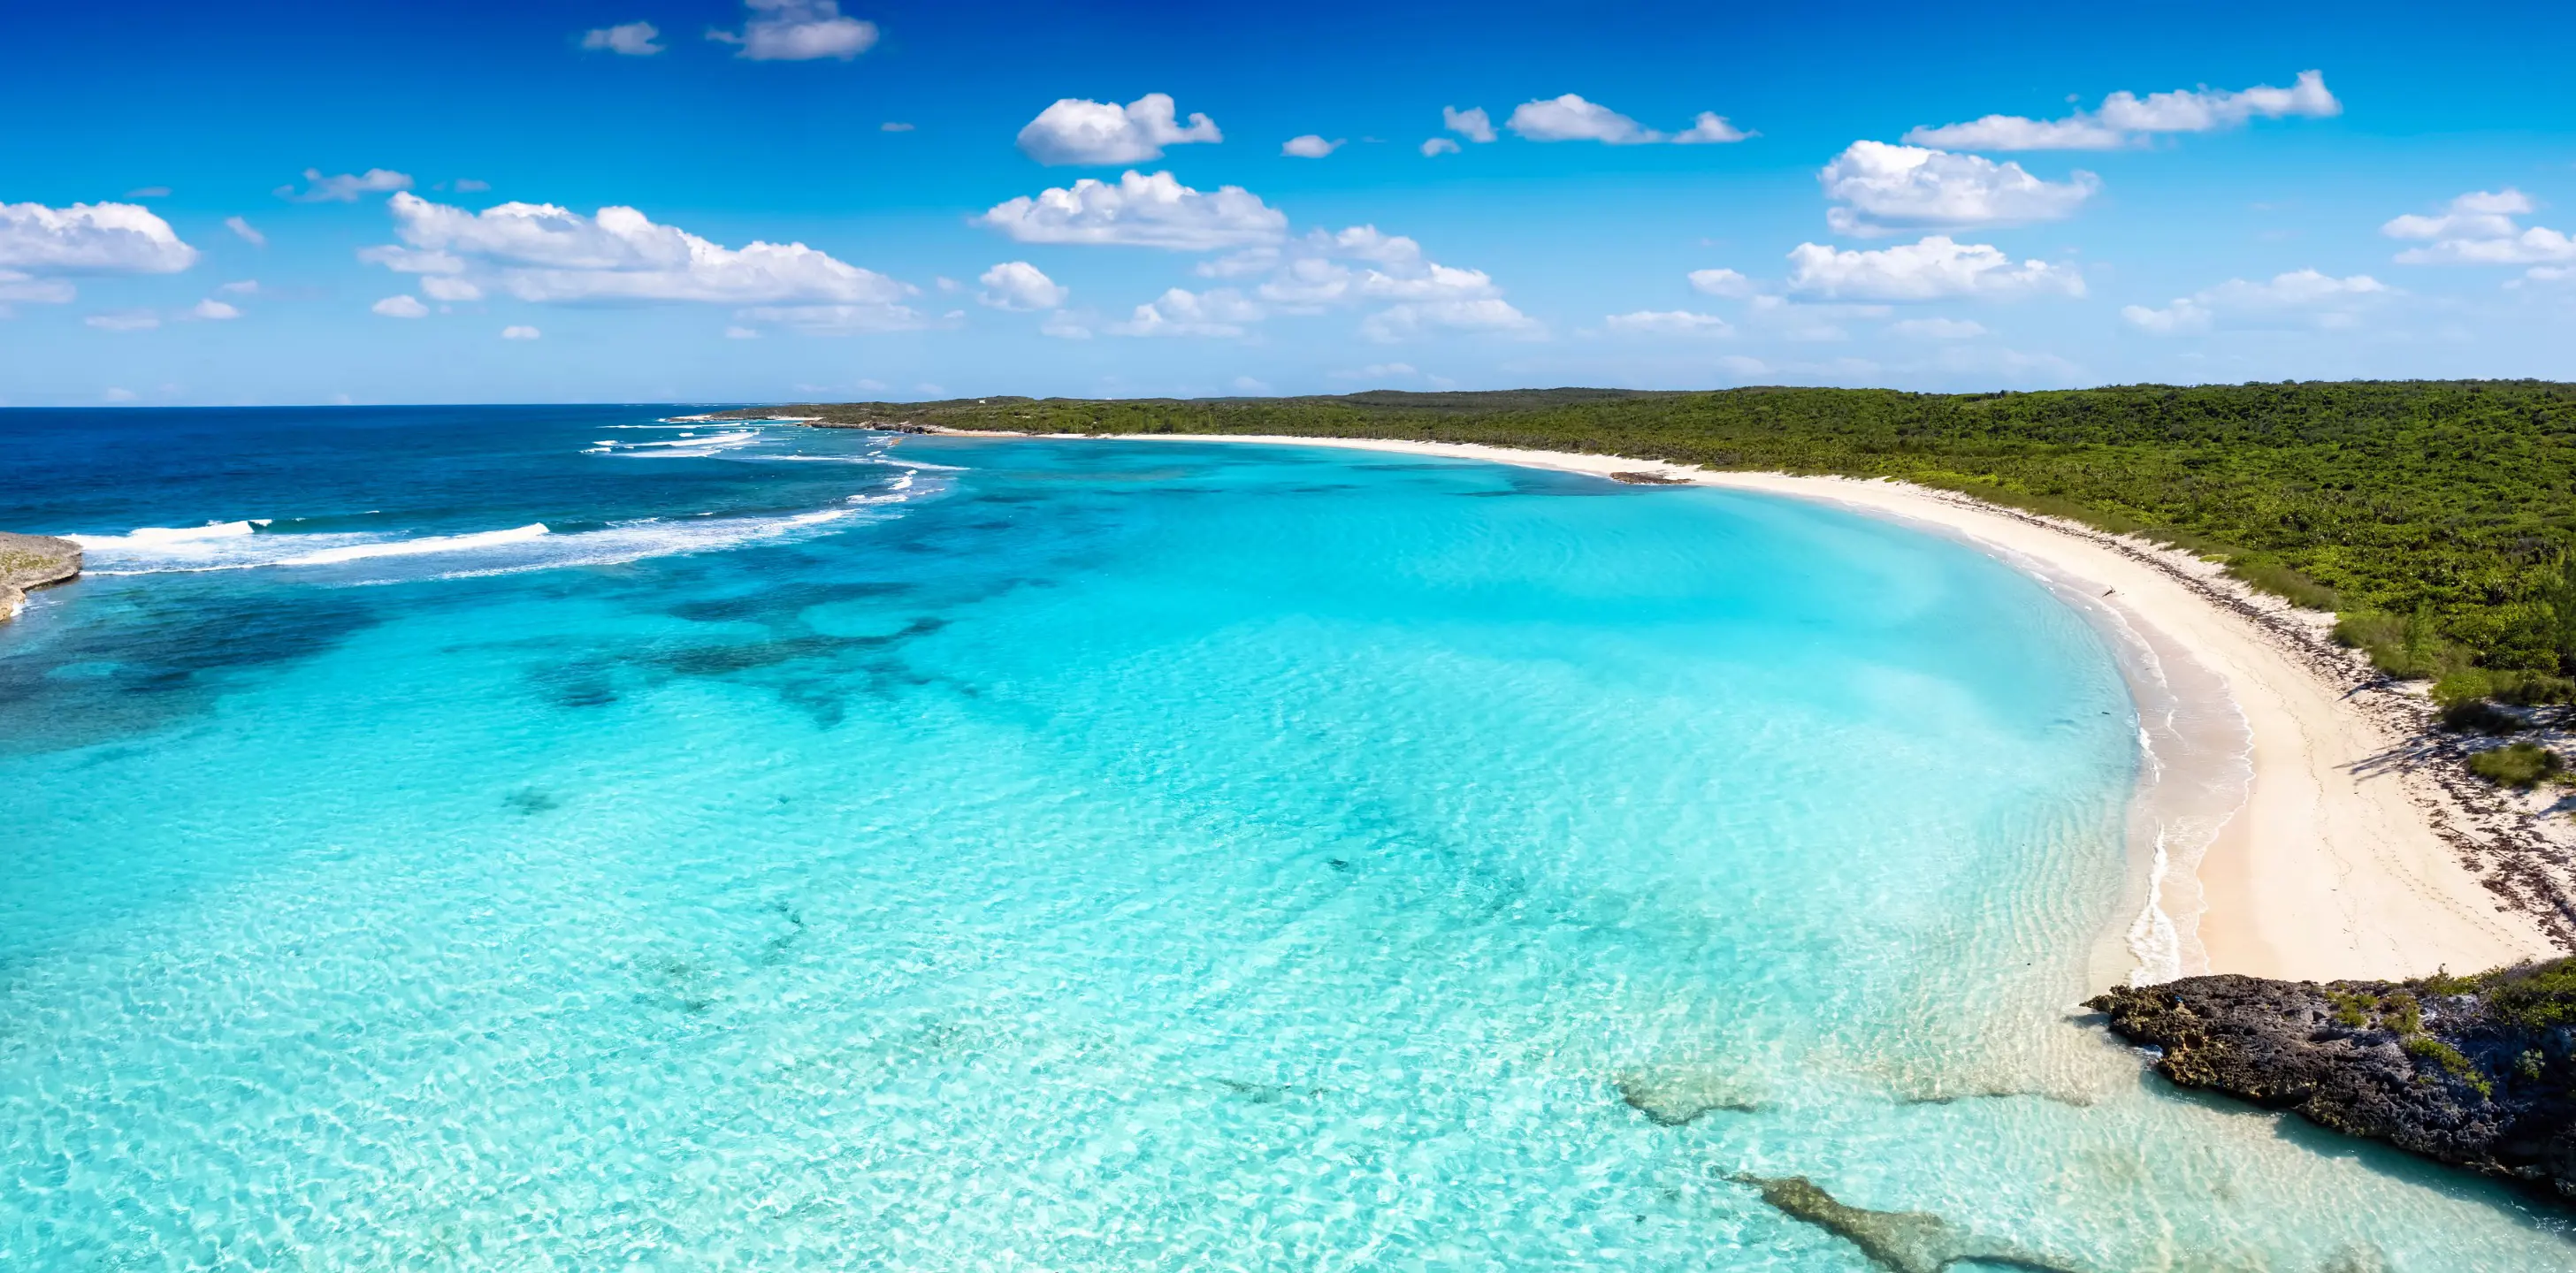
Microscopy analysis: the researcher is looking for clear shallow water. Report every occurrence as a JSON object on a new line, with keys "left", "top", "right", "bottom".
{"left": 1, "top": 408, "right": 2566, "bottom": 1270}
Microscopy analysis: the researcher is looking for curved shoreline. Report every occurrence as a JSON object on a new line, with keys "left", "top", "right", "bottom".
{"left": 0, "top": 530, "right": 82, "bottom": 623}
{"left": 909, "top": 429, "right": 2565, "bottom": 984}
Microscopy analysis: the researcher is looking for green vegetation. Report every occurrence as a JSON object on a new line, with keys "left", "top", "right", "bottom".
{"left": 750, "top": 380, "right": 2576, "bottom": 701}
{"left": 2468, "top": 742, "right": 2566, "bottom": 789}
{"left": 2412, "top": 957, "right": 2576, "bottom": 1031}
{"left": 2403, "top": 1034, "right": 2494, "bottom": 1096}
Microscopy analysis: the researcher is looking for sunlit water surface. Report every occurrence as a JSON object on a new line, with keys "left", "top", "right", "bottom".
{"left": 2, "top": 407, "right": 2565, "bottom": 1270}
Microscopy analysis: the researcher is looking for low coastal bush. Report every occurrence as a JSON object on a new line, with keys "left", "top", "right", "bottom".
{"left": 2468, "top": 742, "right": 2565, "bottom": 789}
{"left": 2437, "top": 699, "right": 2523, "bottom": 734}
{"left": 2403, "top": 1035, "right": 2494, "bottom": 1096}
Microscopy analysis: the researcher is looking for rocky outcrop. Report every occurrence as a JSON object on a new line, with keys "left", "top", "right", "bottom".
{"left": 0, "top": 531, "right": 81, "bottom": 622}
{"left": 2091, "top": 964, "right": 2576, "bottom": 1199}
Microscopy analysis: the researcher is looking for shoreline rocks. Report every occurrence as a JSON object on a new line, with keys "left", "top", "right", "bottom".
{"left": 0, "top": 531, "right": 82, "bottom": 623}
{"left": 2091, "top": 964, "right": 2576, "bottom": 1201}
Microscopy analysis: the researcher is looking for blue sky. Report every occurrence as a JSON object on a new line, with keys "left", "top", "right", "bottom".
{"left": 4, "top": 0, "right": 2572, "bottom": 405}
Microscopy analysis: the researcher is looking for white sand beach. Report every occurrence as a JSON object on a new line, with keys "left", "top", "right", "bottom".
{"left": 974, "top": 431, "right": 2561, "bottom": 985}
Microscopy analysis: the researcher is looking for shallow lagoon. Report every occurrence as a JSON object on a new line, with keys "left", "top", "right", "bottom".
{"left": 2, "top": 408, "right": 2565, "bottom": 1269}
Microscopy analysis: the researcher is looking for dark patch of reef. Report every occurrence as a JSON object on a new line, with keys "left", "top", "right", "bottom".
{"left": 2091, "top": 960, "right": 2576, "bottom": 1201}
{"left": 1733, "top": 1175, "right": 2086, "bottom": 1273}
{"left": 0, "top": 531, "right": 81, "bottom": 623}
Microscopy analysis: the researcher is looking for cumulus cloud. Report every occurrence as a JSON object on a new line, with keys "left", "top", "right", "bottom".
{"left": 1687, "top": 267, "right": 1756, "bottom": 298}
{"left": 0, "top": 202, "right": 198, "bottom": 293}
{"left": 367, "top": 192, "right": 915, "bottom": 324}
{"left": 501, "top": 324, "right": 541, "bottom": 339}
{"left": 1330, "top": 362, "right": 1418, "bottom": 380}
{"left": 726, "top": 325, "right": 761, "bottom": 339}
{"left": 1906, "top": 70, "right": 2340, "bottom": 150}
{"left": 1672, "top": 112, "right": 1751, "bottom": 144}
{"left": 2381, "top": 189, "right": 2576, "bottom": 268}
{"left": 225, "top": 216, "right": 266, "bottom": 247}
{"left": 1282, "top": 134, "right": 1342, "bottom": 158}
{"left": 975, "top": 170, "right": 1286, "bottom": 251}
{"left": 1039, "top": 311, "right": 1093, "bottom": 339}
{"left": 707, "top": 0, "right": 877, "bottom": 60}
{"left": 1603, "top": 309, "right": 1733, "bottom": 337}
{"left": 1361, "top": 298, "right": 1540, "bottom": 343}
{"left": 220, "top": 279, "right": 258, "bottom": 293}
{"left": 420, "top": 275, "right": 483, "bottom": 301}
{"left": 1501, "top": 95, "right": 1747, "bottom": 146}
{"left": 372, "top": 295, "right": 429, "bottom": 318}
{"left": 1887, "top": 316, "right": 1987, "bottom": 339}
{"left": 1420, "top": 138, "right": 1462, "bottom": 157}
{"left": 2122, "top": 269, "right": 2391, "bottom": 334}
{"left": 189, "top": 299, "right": 241, "bottom": 320}
{"left": 1819, "top": 141, "right": 2098, "bottom": 235}
{"left": 1785, "top": 236, "right": 2085, "bottom": 301}
{"left": 278, "top": 168, "right": 414, "bottom": 203}
{"left": 977, "top": 260, "right": 1068, "bottom": 310}
{"left": 581, "top": 21, "right": 663, "bottom": 55}
{"left": 1442, "top": 106, "right": 1497, "bottom": 144}
{"left": 1111, "top": 286, "right": 1262, "bottom": 338}
{"left": 734, "top": 304, "right": 921, "bottom": 332}
{"left": 1017, "top": 94, "right": 1221, "bottom": 166}
{"left": 1508, "top": 95, "right": 1661, "bottom": 144}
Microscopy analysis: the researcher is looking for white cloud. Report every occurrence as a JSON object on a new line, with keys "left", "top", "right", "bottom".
{"left": 1330, "top": 362, "right": 1418, "bottom": 379}
{"left": 0, "top": 202, "right": 197, "bottom": 278}
{"left": 103, "top": 386, "right": 138, "bottom": 401}
{"left": 881, "top": 121, "right": 913, "bottom": 133}
{"left": 1785, "top": 236, "right": 2085, "bottom": 301}
{"left": 1887, "top": 316, "right": 1987, "bottom": 339}
{"left": 85, "top": 309, "right": 160, "bottom": 332}
{"left": 1442, "top": 106, "right": 1497, "bottom": 144}
{"left": 1231, "top": 376, "right": 1273, "bottom": 394}
{"left": 1508, "top": 95, "right": 1661, "bottom": 144}
{"left": 278, "top": 168, "right": 414, "bottom": 203}
{"left": 977, "top": 260, "right": 1067, "bottom": 310}
{"left": 501, "top": 324, "right": 541, "bottom": 339}
{"left": 707, "top": 0, "right": 877, "bottom": 61}
{"left": 1906, "top": 70, "right": 2340, "bottom": 150}
{"left": 453, "top": 179, "right": 491, "bottom": 193}
{"left": 726, "top": 324, "right": 761, "bottom": 339}
{"left": 0, "top": 273, "right": 75, "bottom": 305}
{"left": 1017, "top": 94, "right": 1221, "bottom": 166}
{"left": 220, "top": 278, "right": 257, "bottom": 293}
{"left": 2119, "top": 297, "right": 2211, "bottom": 335}
{"left": 1672, "top": 112, "right": 1751, "bottom": 144}
{"left": 372, "top": 295, "right": 429, "bottom": 318}
{"left": 975, "top": 170, "right": 1286, "bottom": 251}
{"left": 1282, "top": 134, "right": 1342, "bottom": 158}
{"left": 1603, "top": 309, "right": 1733, "bottom": 337}
{"left": 1040, "top": 311, "right": 1093, "bottom": 339}
{"left": 581, "top": 20, "right": 663, "bottom": 55}
{"left": 1360, "top": 298, "right": 1540, "bottom": 343}
{"left": 190, "top": 299, "right": 241, "bottom": 320}
{"left": 225, "top": 216, "right": 266, "bottom": 247}
{"left": 734, "top": 304, "right": 920, "bottom": 332}
{"left": 2381, "top": 189, "right": 2576, "bottom": 267}
{"left": 1420, "top": 137, "right": 1462, "bottom": 157}
{"left": 420, "top": 275, "right": 483, "bottom": 301}
{"left": 1687, "top": 267, "right": 1755, "bottom": 298}
{"left": 369, "top": 192, "right": 917, "bottom": 324}
{"left": 2122, "top": 269, "right": 2391, "bottom": 334}
{"left": 1111, "top": 286, "right": 1261, "bottom": 338}
{"left": 1819, "top": 141, "right": 2098, "bottom": 235}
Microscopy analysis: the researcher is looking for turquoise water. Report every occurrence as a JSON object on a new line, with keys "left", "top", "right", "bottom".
{"left": 1, "top": 409, "right": 2567, "bottom": 1269}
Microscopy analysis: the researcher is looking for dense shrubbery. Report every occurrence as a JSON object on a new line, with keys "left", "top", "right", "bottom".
{"left": 748, "top": 380, "right": 2576, "bottom": 698}
{"left": 2469, "top": 743, "right": 2566, "bottom": 789}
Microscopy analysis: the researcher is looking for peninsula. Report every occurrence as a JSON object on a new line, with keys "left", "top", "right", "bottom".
{"left": 0, "top": 530, "right": 80, "bottom": 623}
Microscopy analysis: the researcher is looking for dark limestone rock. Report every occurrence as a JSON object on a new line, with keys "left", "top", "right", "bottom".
{"left": 2090, "top": 964, "right": 2576, "bottom": 1200}
{"left": 1735, "top": 1174, "right": 2086, "bottom": 1272}
{"left": 0, "top": 531, "right": 82, "bottom": 622}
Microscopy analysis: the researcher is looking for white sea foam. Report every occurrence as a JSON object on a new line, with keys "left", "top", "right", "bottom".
{"left": 276, "top": 523, "right": 553, "bottom": 567}
{"left": 68, "top": 521, "right": 262, "bottom": 551}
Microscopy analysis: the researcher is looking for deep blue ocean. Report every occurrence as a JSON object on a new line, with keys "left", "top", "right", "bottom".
{"left": 1, "top": 406, "right": 2563, "bottom": 1269}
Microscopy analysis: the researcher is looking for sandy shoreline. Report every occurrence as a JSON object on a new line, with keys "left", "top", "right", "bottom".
{"left": 919, "top": 429, "right": 2562, "bottom": 984}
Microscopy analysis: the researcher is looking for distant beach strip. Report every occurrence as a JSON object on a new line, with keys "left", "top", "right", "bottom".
{"left": 907, "top": 429, "right": 2560, "bottom": 986}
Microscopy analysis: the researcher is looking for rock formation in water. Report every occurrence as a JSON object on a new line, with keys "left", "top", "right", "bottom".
{"left": 1734, "top": 1175, "right": 2085, "bottom": 1272}
{"left": 2091, "top": 963, "right": 2576, "bottom": 1200}
{"left": 0, "top": 531, "right": 81, "bottom": 622}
